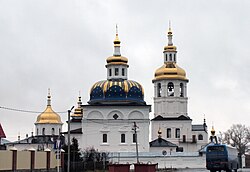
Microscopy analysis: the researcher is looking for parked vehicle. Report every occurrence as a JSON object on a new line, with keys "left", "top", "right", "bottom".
{"left": 206, "top": 144, "right": 239, "bottom": 172}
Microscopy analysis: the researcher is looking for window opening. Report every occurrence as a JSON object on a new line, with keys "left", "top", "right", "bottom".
{"left": 109, "top": 69, "right": 112, "bottom": 76}
{"left": 103, "top": 134, "right": 107, "bottom": 143}
{"left": 198, "top": 134, "right": 203, "bottom": 140}
{"left": 157, "top": 83, "right": 162, "bottom": 97}
{"left": 115, "top": 68, "right": 119, "bottom": 76}
{"left": 175, "top": 128, "right": 180, "bottom": 138}
{"left": 168, "top": 82, "right": 174, "bottom": 96}
{"left": 122, "top": 68, "right": 125, "bottom": 76}
{"left": 180, "top": 83, "right": 184, "bottom": 97}
{"left": 167, "top": 128, "right": 171, "bottom": 138}
{"left": 121, "top": 134, "right": 125, "bottom": 143}
{"left": 183, "top": 135, "right": 186, "bottom": 142}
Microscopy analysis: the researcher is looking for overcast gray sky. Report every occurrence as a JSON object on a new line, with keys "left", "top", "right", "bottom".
{"left": 1, "top": 0, "right": 250, "bottom": 141}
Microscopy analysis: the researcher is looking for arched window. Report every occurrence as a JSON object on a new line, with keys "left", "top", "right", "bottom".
{"left": 42, "top": 128, "right": 45, "bottom": 135}
{"left": 52, "top": 128, "right": 55, "bottom": 135}
{"left": 59, "top": 128, "right": 61, "bottom": 134}
{"left": 174, "top": 54, "right": 176, "bottom": 62}
{"left": 198, "top": 134, "right": 203, "bottom": 140}
{"left": 180, "top": 83, "right": 184, "bottom": 97}
{"left": 121, "top": 134, "right": 125, "bottom": 143}
{"left": 169, "top": 54, "right": 172, "bottom": 61}
{"left": 157, "top": 83, "right": 162, "bottom": 97}
{"left": 165, "top": 54, "right": 168, "bottom": 61}
{"left": 37, "top": 128, "right": 39, "bottom": 135}
{"left": 168, "top": 82, "right": 174, "bottom": 96}
{"left": 103, "top": 134, "right": 107, "bottom": 143}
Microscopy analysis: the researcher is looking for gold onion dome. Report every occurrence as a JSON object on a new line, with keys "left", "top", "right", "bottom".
{"left": 36, "top": 92, "right": 62, "bottom": 124}
{"left": 154, "top": 63, "right": 188, "bottom": 81}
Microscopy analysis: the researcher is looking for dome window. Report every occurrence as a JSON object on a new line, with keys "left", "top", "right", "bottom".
{"left": 157, "top": 83, "right": 162, "bottom": 97}
{"left": 52, "top": 128, "right": 55, "bottom": 135}
{"left": 115, "top": 68, "right": 119, "bottom": 76}
{"left": 122, "top": 68, "right": 125, "bottom": 76}
{"left": 109, "top": 69, "right": 112, "bottom": 76}
{"left": 42, "top": 128, "right": 45, "bottom": 135}
{"left": 180, "top": 83, "right": 184, "bottom": 97}
{"left": 167, "top": 82, "right": 174, "bottom": 96}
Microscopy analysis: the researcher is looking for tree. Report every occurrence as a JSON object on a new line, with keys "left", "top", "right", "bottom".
{"left": 223, "top": 124, "right": 250, "bottom": 155}
{"left": 62, "top": 137, "right": 83, "bottom": 162}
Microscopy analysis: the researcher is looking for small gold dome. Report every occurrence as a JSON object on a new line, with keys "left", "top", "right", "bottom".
{"left": 106, "top": 55, "right": 128, "bottom": 66}
{"left": 164, "top": 45, "right": 177, "bottom": 51}
{"left": 36, "top": 106, "right": 62, "bottom": 124}
{"left": 36, "top": 93, "right": 62, "bottom": 124}
{"left": 153, "top": 62, "right": 188, "bottom": 81}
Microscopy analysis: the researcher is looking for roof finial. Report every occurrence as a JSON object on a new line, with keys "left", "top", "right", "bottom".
{"left": 116, "top": 24, "right": 118, "bottom": 36}
{"left": 113, "top": 24, "right": 121, "bottom": 56}
{"left": 47, "top": 88, "right": 51, "bottom": 106}
{"left": 168, "top": 20, "right": 172, "bottom": 35}
{"left": 114, "top": 24, "right": 121, "bottom": 46}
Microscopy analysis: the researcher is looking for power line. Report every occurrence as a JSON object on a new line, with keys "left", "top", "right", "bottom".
{"left": 0, "top": 106, "right": 67, "bottom": 114}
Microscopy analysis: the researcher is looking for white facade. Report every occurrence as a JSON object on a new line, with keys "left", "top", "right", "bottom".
{"left": 81, "top": 105, "right": 150, "bottom": 152}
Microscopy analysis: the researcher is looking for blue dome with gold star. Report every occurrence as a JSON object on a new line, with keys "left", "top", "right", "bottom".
{"left": 88, "top": 80, "right": 145, "bottom": 105}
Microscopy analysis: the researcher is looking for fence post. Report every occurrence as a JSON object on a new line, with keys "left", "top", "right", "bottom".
{"left": 45, "top": 148, "right": 51, "bottom": 171}
{"left": 10, "top": 147, "right": 17, "bottom": 171}
{"left": 29, "top": 148, "right": 36, "bottom": 171}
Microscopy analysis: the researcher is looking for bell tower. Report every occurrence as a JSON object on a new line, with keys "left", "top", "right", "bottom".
{"left": 152, "top": 26, "right": 189, "bottom": 118}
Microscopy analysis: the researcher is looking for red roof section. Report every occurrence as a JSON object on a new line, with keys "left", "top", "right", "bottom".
{"left": 0, "top": 123, "right": 6, "bottom": 138}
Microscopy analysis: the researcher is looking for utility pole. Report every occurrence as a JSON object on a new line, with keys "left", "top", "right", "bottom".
{"left": 132, "top": 122, "right": 139, "bottom": 164}
{"left": 67, "top": 106, "right": 74, "bottom": 172}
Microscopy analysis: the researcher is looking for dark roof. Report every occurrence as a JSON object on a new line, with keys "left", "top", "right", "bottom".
{"left": 150, "top": 137, "right": 178, "bottom": 147}
{"left": 192, "top": 124, "right": 206, "bottom": 131}
{"left": 0, "top": 124, "right": 6, "bottom": 138}
{"left": 89, "top": 80, "right": 146, "bottom": 105}
{"left": 151, "top": 115, "right": 192, "bottom": 121}
{"left": 62, "top": 128, "right": 82, "bottom": 134}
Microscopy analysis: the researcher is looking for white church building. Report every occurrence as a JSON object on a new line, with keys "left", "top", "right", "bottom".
{"left": 67, "top": 27, "right": 208, "bottom": 155}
